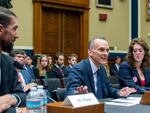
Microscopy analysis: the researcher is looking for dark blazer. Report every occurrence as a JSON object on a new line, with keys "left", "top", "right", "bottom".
{"left": 25, "top": 65, "right": 36, "bottom": 79}
{"left": 1, "top": 53, "right": 26, "bottom": 106}
{"left": 66, "top": 59, "right": 119, "bottom": 99}
{"left": 110, "top": 64, "right": 119, "bottom": 76}
{"left": 118, "top": 61, "right": 150, "bottom": 94}
{"left": 47, "top": 65, "right": 67, "bottom": 78}
{"left": 20, "top": 69, "right": 33, "bottom": 84}
{"left": 64, "top": 66, "right": 72, "bottom": 77}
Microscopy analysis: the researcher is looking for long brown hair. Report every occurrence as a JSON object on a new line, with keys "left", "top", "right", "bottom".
{"left": 126, "top": 38, "right": 150, "bottom": 70}
{"left": 38, "top": 55, "right": 50, "bottom": 77}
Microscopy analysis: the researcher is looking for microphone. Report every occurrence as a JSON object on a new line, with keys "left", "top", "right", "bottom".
{"left": 13, "top": 61, "right": 24, "bottom": 70}
{"left": 47, "top": 97, "right": 57, "bottom": 103}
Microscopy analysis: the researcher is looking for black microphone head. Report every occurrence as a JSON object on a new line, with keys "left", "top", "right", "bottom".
{"left": 13, "top": 61, "right": 24, "bottom": 70}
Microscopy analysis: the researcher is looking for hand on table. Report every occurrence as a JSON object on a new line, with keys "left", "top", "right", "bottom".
{"left": 119, "top": 87, "right": 137, "bottom": 97}
{"left": 74, "top": 85, "right": 88, "bottom": 94}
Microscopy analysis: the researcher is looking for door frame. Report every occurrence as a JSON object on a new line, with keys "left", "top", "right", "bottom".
{"left": 33, "top": 0, "right": 89, "bottom": 59}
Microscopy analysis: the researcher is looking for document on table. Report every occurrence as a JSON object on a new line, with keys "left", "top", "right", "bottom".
{"left": 105, "top": 102, "right": 136, "bottom": 106}
{"left": 105, "top": 97, "right": 141, "bottom": 106}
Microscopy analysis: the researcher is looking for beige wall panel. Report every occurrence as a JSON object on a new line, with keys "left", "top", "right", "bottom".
{"left": 12, "top": 0, "right": 33, "bottom": 49}
{"left": 12, "top": 0, "right": 150, "bottom": 51}
{"left": 89, "top": 0, "right": 130, "bottom": 51}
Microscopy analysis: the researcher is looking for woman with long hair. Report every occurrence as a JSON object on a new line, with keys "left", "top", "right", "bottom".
{"left": 118, "top": 38, "right": 150, "bottom": 94}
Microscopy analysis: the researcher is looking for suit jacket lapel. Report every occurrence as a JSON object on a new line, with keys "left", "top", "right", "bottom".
{"left": 1, "top": 54, "right": 9, "bottom": 94}
{"left": 86, "top": 59, "right": 95, "bottom": 94}
{"left": 21, "top": 70, "right": 31, "bottom": 84}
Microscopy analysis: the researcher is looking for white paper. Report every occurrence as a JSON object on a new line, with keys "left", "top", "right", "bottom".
{"left": 63, "top": 93, "right": 99, "bottom": 108}
{"left": 105, "top": 102, "right": 136, "bottom": 106}
{"left": 112, "top": 97, "right": 141, "bottom": 104}
{"left": 105, "top": 97, "right": 141, "bottom": 106}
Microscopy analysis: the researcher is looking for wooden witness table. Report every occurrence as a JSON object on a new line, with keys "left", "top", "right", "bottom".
{"left": 47, "top": 102, "right": 104, "bottom": 113}
{"left": 18, "top": 102, "right": 104, "bottom": 113}
{"left": 18, "top": 94, "right": 150, "bottom": 113}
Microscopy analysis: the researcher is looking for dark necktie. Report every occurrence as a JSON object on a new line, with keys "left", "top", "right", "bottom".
{"left": 58, "top": 68, "right": 65, "bottom": 88}
{"left": 96, "top": 69, "right": 103, "bottom": 99}
{"left": 59, "top": 68, "right": 64, "bottom": 78}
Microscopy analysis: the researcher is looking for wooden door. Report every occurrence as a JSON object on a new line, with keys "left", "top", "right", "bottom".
{"left": 33, "top": 0, "right": 89, "bottom": 62}
{"left": 63, "top": 10, "right": 81, "bottom": 63}
{"left": 42, "top": 7, "right": 60, "bottom": 55}
{"left": 41, "top": 7, "right": 81, "bottom": 64}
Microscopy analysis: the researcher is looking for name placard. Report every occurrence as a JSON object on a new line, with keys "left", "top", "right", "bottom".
{"left": 63, "top": 93, "right": 99, "bottom": 108}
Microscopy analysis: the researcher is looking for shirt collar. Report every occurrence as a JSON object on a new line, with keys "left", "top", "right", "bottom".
{"left": 69, "top": 65, "right": 73, "bottom": 68}
{"left": 55, "top": 64, "right": 64, "bottom": 68}
{"left": 89, "top": 58, "right": 98, "bottom": 75}
{"left": 55, "top": 64, "right": 60, "bottom": 68}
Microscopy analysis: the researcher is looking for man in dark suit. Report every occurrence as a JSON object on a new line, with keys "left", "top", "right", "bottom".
{"left": 10, "top": 50, "right": 37, "bottom": 92}
{"left": 47, "top": 52, "right": 66, "bottom": 88}
{"left": 66, "top": 37, "right": 136, "bottom": 99}
{"left": 48, "top": 52, "right": 66, "bottom": 78}
{"left": 110, "top": 56, "right": 121, "bottom": 76}
{"left": 0, "top": 7, "right": 26, "bottom": 112}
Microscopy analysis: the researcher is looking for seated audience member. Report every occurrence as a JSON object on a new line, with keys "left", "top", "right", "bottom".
{"left": 33, "top": 55, "right": 51, "bottom": 85}
{"left": 66, "top": 37, "right": 136, "bottom": 99}
{"left": 118, "top": 38, "right": 150, "bottom": 94}
{"left": 110, "top": 56, "right": 121, "bottom": 76}
{"left": 47, "top": 52, "right": 67, "bottom": 88}
{"left": 25, "top": 55, "right": 35, "bottom": 72}
{"left": 10, "top": 50, "right": 37, "bottom": 92}
{"left": 0, "top": 6, "right": 26, "bottom": 112}
{"left": 31, "top": 55, "right": 52, "bottom": 101}
{"left": 32, "top": 54, "right": 42, "bottom": 68}
{"left": 47, "top": 55, "right": 53, "bottom": 70}
{"left": 65, "top": 53, "right": 78, "bottom": 76}
{"left": 48, "top": 52, "right": 66, "bottom": 78}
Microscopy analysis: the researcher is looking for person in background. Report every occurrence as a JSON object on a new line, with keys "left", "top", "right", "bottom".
{"left": 10, "top": 50, "right": 37, "bottom": 92}
{"left": 32, "top": 55, "right": 52, "bottom": 101}
{"left": 0, "top": 6, "right": 26, "bottom": 112}
{"left": 65, "top": 53, "right": 78, "bottom": 76}
{"left": 33, "top": 54, "right": 51, "bottom": 85}
{"left": 110, "top": 56, "right": 122, "bottom": 76}
{"left": 66, "top": 37, "right": 136, "bottom": 99}
{"left": 47, "top": 52, "right": 67, "bottom": 88}
{"left": 118, "top": 38, "right": 150, "bottom": 94}
{"left": 47, "top": 55, "right": 53, "bottom": 70}
{"left": 32, "top": 54, "right": 42, "bottom": 69}
{"left": 48, "top": 52, "right": 66, "bottom": 78}
{"left": 25, "top": 55, "right": 34, "bottom": 69}
{"left": 24, "top": 55, "right": 36, "bottom": 78}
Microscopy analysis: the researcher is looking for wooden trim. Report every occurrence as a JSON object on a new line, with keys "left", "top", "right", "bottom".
{"left": 41, "top": 3, "right": 85, "bottom": 12}
{"left": 33, "top": 0, "right": 89, "bottom": 8}
{"left": 33, "top": 2, "right": 43, "bottom": 53}
{"left": 80, "top": 10, "right": 89, "bottom": 59}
